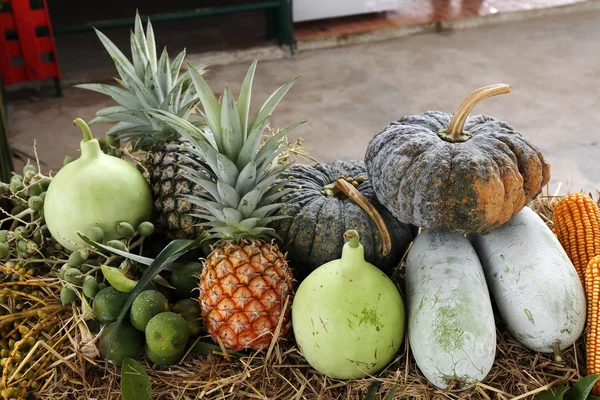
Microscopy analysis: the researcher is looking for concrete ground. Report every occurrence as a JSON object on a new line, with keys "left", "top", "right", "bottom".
{"left": 6, "top": 9, "right": 600, "bottom": 195}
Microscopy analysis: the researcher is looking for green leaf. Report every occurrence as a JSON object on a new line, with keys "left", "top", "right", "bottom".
{"left": 104, "top": 236, "right": 207, "bottom": 364}
{"left": 362, "top": 382, "right": 381, "bottom": 400}
{"left": 220, "top": 86, "right": 243, "bottom": 162}
{"left": 223, "top": 208, "right": 244, "bottom": 226}
{"left": 190, "top": 340, "right": 246, "bottom": 359}
{"left": 236, "top": 114, "right": 270, "bottom": 170}
{"left": 217, "top": 181, "right": 241, "bottom": 209}
{"left": 588, "top": 396, "right": 600, "bottom": 400}
{"left": 237, "top": 57, "right": 258, "bottom": 138}
{"left": 129, "top": 29, "right": 148, "bottom": 81}
{"left": 535, "top": 387, "right": 570, "bottom": 400}
{"left": 566, "top": 375, "right": 600, "bottom": 400}
{"left": 144, "top": 18, "right": 157, "bottom": 73}
{"left": 170, "top": 49, "right": 187, "bottom": 82}
{"left": 77, "top": 232, "right": 154, "bottom": 266}
{"left": 249, "top": 76, "right": 300, "bottom": 133}
{"left": 74, "top": 84, "right": 140, "bottom": 109}
{"left": 383, "top": 383, "right": 399, "bottom": 400}
{"left": 216, "top": 153, "right": 239, "bottom": 188}
{"left": 121, "top": 357, "right": 151, "bottom": 400}
{"left": 238, "top": 218, "right": 260, "bottom": 231}
{"left": 237, "top": 188, "right": 261, "bottom": 218}
{"left": 234, "top": 161, "right": 257, "bottom": 195}
{"left": 187, "top": 61, "right": 222, "bottom": 150}
{"left": 152, "top": 274, "right": 176, "bottom": 290}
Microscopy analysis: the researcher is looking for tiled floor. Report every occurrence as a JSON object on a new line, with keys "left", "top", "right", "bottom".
{"left": 294, "top": 0, "right": 591, "bottom": 41}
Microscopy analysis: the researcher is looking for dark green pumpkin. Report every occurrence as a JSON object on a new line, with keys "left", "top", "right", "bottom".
{"left": 364, "top": 84, "right": 551, "bottom": 235}
{"left": 271, "top": 160, "right": 417, "bottom": 279}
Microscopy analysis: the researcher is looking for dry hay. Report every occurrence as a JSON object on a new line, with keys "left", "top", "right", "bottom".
{"left": 24, "top": 189, "right": 598, "bottom": 400}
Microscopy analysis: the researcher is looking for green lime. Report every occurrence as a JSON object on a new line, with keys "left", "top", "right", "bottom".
{"left": 171, "top": 299, "right": 203, "bottom": 337}
{"left": 98, "top": 321, "right": 144, "bottom": 366}
{"left": 169, "top": 262, "right": 203, "bottom": 298}
{"left": 145, "top": 312, "right": 189, "bottom": 356}
{"left": 93, "top": 286, "right": 130, "bottom": 324}
{"left": 130, "top": 290, "right": 170, "bottom": 332}
{"left": 145, "top": 343, "right": 185, "bottom": 366}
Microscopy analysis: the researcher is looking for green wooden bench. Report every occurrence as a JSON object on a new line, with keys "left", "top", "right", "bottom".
{"left": 52, "top": 1, "right": 296, "bottom": 54}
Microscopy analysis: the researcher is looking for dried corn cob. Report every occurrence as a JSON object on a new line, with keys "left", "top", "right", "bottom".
{"left": 586, "top": 256, "right": 600, "bottom": 396}
{"left": 553, "top": 192, "right": 600, "bottom": 284}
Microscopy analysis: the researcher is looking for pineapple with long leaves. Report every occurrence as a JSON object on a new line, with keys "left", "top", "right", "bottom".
{"left": 76, "top": 12, "right": 208, "bottom": 239}
{"left": 150, "top": 59, "right": 302, "bottom": 351}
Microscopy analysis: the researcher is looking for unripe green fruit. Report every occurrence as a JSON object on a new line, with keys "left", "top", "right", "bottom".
{"left": 17, "top": 240, "right": 28, "bottom": 253}
{"left": 40, "top": 225, "right": 51, "bottom": 238}
{"left": 106, "top": 240, "right": 127, "bottom": 252}
{"left": 60, "top": 287, "right": 77, "bottom": 305}
{"left": 10, "top": 180, "right": 24, "bottom": 194}
{"left": 58, "top": 264, "right": 69, "bottom": 280}
{"left": 0, "top": 230, "right": 8, "bottom": 243}
{"left": 0, "top": 243, "right": 8, "bottom": 259}
{"left": 23, "top": 164, "right": 37, "bottom": 174}
{"left": 82, "top": 276, "right": 99, "bottom": 298}
{"left": 137, "top": 221, "right": 155, "bottom": 237}
{"left": 68, "top": 249, "right": 89, "bottom": 267}
{"left": 28, "top": 184, "right": 43, "bottom": 197}
{"left": 24, "top": 169, "right": 36, "bottom": 180}
{"left": 39, "top": 191, "right": 47, "bottom": 201}
{"left": 13, "top": 227, "right": 27, "bottom": 240}
{"left": 64, "top": 268, "right": 83, "bottom": 285}
{"left": 11, "top": 206, "right": 25, "bottom": 216}
{"left": 87, "top": 226, "right": 104, "bottom": 243}
{"left": 44, "top": 119, "right": 153, "bottom": 251}
{"left": 38, "top": 178, "right": 51, "bottom": 191}
{"left": 32, "top": 233, "right": 43, "bottom": 246}
{"left": 116, "top": 222, "right": 134, "bottom": 238}
{"left": 98, "top": 283, "right": 107, "bottom": 291}
{"left": 10, "top": 175, "right": 23, "bottom": 183}
{"left": 27, "top": 196, "right": 44, "bottom": 211}
{"left": 0, "top": 183, "right": 9, "bottom": 193}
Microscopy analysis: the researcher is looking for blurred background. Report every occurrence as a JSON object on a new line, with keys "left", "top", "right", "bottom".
{"left": 0, "top": 0, "right": 599, "bottom": 195}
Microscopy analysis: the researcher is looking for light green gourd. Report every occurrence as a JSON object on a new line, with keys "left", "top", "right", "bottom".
{"left": 292, "top": 230, "right": 405, "bottom": 379}
{"left": 44, "top": 119, "right": 153, "bottom": 251}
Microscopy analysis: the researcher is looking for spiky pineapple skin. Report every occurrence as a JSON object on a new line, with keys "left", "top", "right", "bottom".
{"left": 145, "top": 138, "right": 206, "bottom": 239}
{"left": 200, "top": 240, "right": 295, "bottom": 351}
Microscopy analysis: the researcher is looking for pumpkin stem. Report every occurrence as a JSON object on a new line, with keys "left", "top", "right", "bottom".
{"left": 334, "top": 178, "right": 392, "bottom": 256}
{"left": 552, "top": 342, "right": 563, "bottom": 362}
{"left": 74, "top": 118, "right": 94, "bottom": 142}
{"left": 440, "top": 84, "right": 511, "bottom": 142}
{"left": 344, "top": 230, "right": 360, "bottom": 248}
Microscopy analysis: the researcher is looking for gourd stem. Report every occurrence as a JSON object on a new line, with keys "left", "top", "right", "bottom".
{"left": 552, "top": 343, "right": 563, "bottom": 362}
{"left": 344, "top": 230, "right": 360, "bottom": 248}
{"left": 74, "top": 118, "right": 94, "bottom": 141}
{"left": 443, "top": 84, "right": 511, "bottom": 140}
{"left": 334, "top": 178, "right": 392, "bottom": 256}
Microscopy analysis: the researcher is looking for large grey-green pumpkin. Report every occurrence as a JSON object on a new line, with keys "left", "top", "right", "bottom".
{"left": 271, "top": 160, "right": 417, "bottom": 278}
{"left": 364, "top": 84, "right": 551, "bottom": 235}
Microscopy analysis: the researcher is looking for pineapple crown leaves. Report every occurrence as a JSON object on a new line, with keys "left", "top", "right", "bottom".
{"left": 75, "top": 11, "right": 207, "bottom": 150}
{"left": 148, "top": 57, "right": 306, "bottom": 242}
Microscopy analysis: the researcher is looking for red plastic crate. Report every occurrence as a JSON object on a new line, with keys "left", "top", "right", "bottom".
{"left": 0, "top": 0, "right": 61, "bottom": 86}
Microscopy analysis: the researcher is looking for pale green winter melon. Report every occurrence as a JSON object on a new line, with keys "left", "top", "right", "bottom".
{"left": 292, "top": 230, "right": 405, "bottom": 380}
{"left": 405, "top": 229, "right": 496, "bottom": 390}
{"left": 468, "top": 206, "right": 586, "bottom": 355}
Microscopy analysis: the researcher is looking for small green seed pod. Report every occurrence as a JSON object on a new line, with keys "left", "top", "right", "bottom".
{"left": 88, "top": 226, "right": 104, "bottom": 243}
{"left": 63, "top": 156, "right": 74, "bottom": 166}
{"left": 11, "top": 205, "right": 25, "bottom": 216}
{"left": 28, "top": 183, "right": 43, "bottom": 197}
{"left": 116, "top": 222, "right": 134, "bottom": 238}
{"left": 10, "top": 174, "right": 23, "bottom": 183}
{"left": 58, "top": 263, "right": 69, "bottom": 280}
{"left": 17, "top": 240, "right": 28, "bottom": 253}
{"left": 82, "top": 276, "right": 99, "bottom": 299}
{"left": 24, "top": 169, "right": 36, "bottom": 181}
{"left": 39, "top": 191, "right": 47, "bottom": 201}
{"left": 137, "top": 221, "right": 155, "bottom": 237}
{"left": 9, "top": 180, "right": 24, "bottom": 194}
{"left": 38, "top": 178, "right": 51, "bottom": 191}
{"left": 68, "top": 249, "right": 89, "bottom": 267}
{"left": 27, "top": 196, "right": 44, "bottom": 211}
{"left": 79, "top": 265, "right": 93, "bottom": 273}
{"left": 32, "top": 233, "right": 43, "bottom": 246}
{"left": 22, "top": 164, "right": 37, "bottom": 175}
{"left": 40, "top": 225, "right": 51, "bottom": 238}
{"left": 0, "top": 183, "right": 9, "bottom": 193}
{"left": 13, "top": 227, "right": 27, "bottom": 240}
{"left": 60, "top": 287, "right": 77, "bottom": 305}
{"left": 64, "top": 268, "right": 84, "bottom": 285}
{"left": 106, "top": 240, "right": 127, "bottom": 252}
{"left": 0, "top": 230, "right": 8, "bottom": 243}
{"left": 98, "top": 282, "right": 107, "bottom": 291}
{"left": 0, "top": 243, "right": 8, "bottom": 259}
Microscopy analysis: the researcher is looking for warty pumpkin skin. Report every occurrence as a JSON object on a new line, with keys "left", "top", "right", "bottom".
{"left": 271, "top": 160, "right": 417, "bottom": 279}
{"left": 364, "top": 84, "right": 550, "bottom": 235}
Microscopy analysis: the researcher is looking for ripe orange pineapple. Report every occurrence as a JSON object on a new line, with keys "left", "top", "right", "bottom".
{"left": 151, "top": 58, "right": 301, "bottom": 351}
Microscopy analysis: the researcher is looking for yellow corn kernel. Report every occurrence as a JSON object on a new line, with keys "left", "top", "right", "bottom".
{"left": 553, "top": 192, "right": 600, "bottom": 285}
{"left": 586, "top": 256, "right": 600, "bottom": 395}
